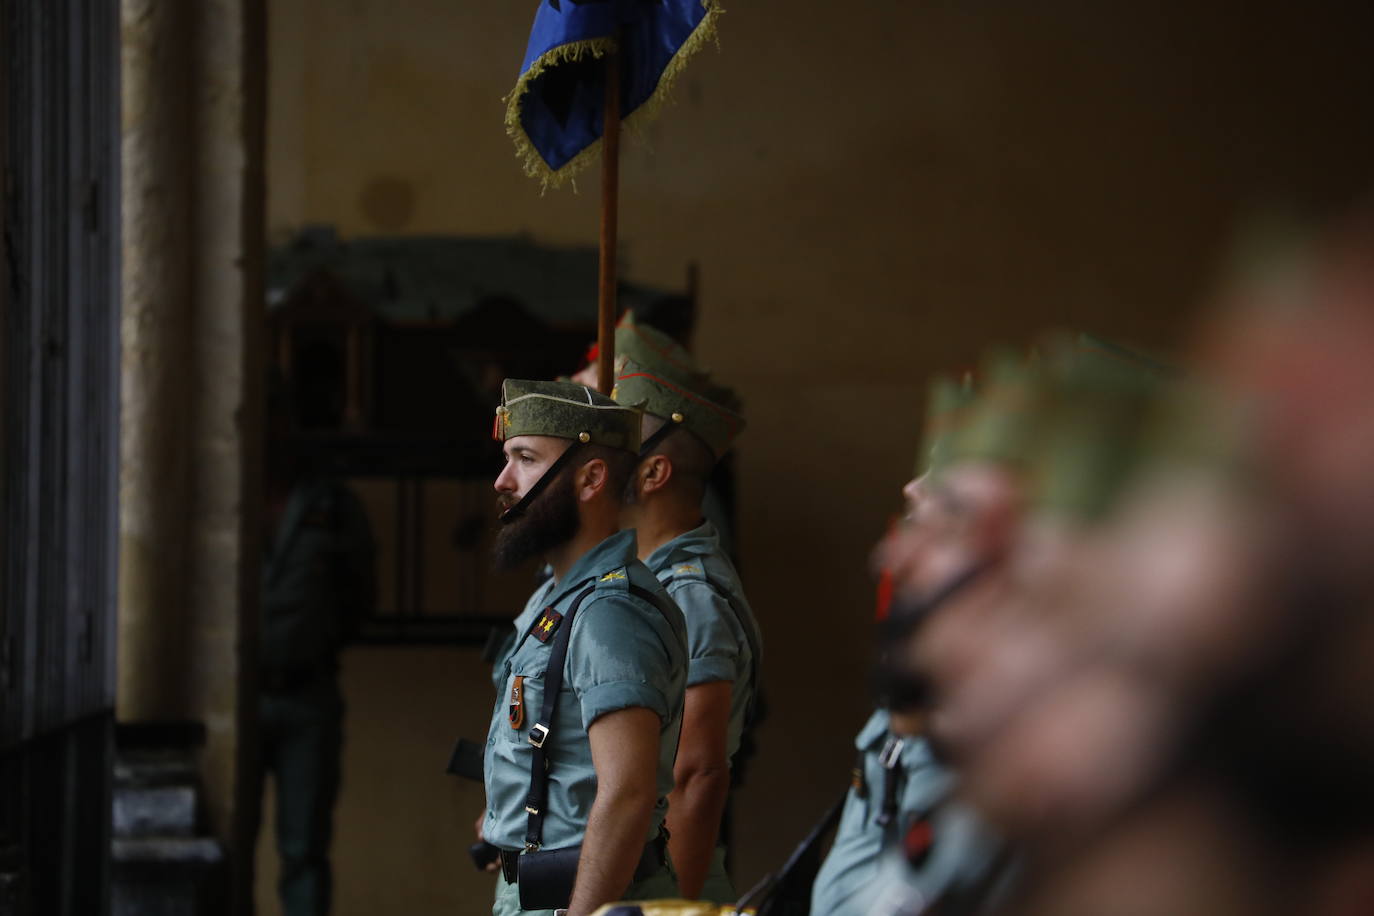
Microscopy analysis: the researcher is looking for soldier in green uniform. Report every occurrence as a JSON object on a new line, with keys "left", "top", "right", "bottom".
{"left": 611, "top": 359, "right": 762, "bottom": 903}
{"left": 256, "top": 388, "right": 376, "bottom": 916}
{"left": 863, "top": 337, "right": 1163, "bottom": 916}
{"left": 481, "top": 379, "right": 689, "bottom": 916}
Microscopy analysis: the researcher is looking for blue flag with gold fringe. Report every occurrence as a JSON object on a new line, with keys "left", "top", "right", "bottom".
{"left": 505, "top": 0, "right": 722, "bottom": 187}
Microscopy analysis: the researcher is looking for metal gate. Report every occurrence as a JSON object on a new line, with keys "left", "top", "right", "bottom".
{"left": 1, "top": 0, "right": 121, "bottom": 913}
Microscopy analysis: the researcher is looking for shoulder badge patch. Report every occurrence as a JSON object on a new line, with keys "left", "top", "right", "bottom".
{"left": 674, "top": 564, "right": 701, "bottom": 576}
{"left": 598, "top": 571, "right": 627, "bottom": 582}
{"left": 531, "top": 607, "right": 563, "bottom": 643}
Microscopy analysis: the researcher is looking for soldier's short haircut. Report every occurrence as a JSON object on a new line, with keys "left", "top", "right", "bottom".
{"left": 581, "top": 444, "right": 638, "bottom": 504}
{"left": 635, "top": 414, "right": 715, "bottom": 500}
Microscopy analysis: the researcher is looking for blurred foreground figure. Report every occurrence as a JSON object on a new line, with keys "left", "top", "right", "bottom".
{"left": 812, "top": 372, "right": 1009, "bottom": 916}
{"left": 911, "top": 218, "right": 1374, "bottom": 915}
{"left": 1010, "top": 214, "right": 1374, "bottom": 916}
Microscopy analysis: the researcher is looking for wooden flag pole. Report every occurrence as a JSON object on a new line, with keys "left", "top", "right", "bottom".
{"left": 596, "top": 33, "right": 623, "bottom": 395}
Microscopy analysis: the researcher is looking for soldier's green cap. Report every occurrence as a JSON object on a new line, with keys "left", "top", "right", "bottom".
{"left": 918, "top": 373, "right": 976, "bottom": 478}
{"left": 1024, "top": 332, "right": 1167, "bottom": 521}
{"left": 493, "top": 379, "right": 642, "bottom": 452}
{"left": 938, "top": 348, "right": 1045, "bottom": 477}
{"left": 612, "top": 359, "right": 745, "bottom": 458}
{"left": 614, "top": 310, "right": 705, "bottom": 385}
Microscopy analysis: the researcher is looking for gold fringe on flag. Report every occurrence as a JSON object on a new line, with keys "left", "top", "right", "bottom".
{"left": 504, "top": 0, "right": 724, "bottom": 190}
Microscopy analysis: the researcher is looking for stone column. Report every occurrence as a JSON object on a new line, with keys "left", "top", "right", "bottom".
{"left": 119, "top": 0, "right": 266, "bottom": 910}
{"left": 119, "top": 0, "right": 195, "bottom": 728}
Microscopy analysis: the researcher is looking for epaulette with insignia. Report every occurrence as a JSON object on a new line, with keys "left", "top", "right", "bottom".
{"left": 596, "top": 569, "right": 629, "bottom": 590}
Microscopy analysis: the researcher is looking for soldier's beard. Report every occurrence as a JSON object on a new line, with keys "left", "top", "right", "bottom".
{"left": 492, "top": 469, "right": 580, "bottom": 571}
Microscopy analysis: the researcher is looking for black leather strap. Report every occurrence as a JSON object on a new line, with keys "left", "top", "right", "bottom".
{"left": 627, "top": 581, "right": 690, "bottom": 771}
{"left": 659, "top": 572, "right": 762, "bottom": 722}
{"left": 499, "top": 442, "right": 583, "bottom": 526}
{"left": 637, "top": 420, "right": 680, "bottom": 457}
{"left": 880, "top": 560, "right": 993, "bottom": 640}
{"left": 734, "top": 793, "right": 847, "bottom": 914}
{"left": 627, "top": 582, "right": 683, "bottom": 635}
{"left": 523, "top": 579, "right": 597, "bottom": 850}
{"left": 521, "top": 575, "right": 686, "bottom": 852}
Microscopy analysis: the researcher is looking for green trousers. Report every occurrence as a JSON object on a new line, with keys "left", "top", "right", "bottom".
{"left": 251, "top": 679, "right": 344, "bottom": 916}
{"left": 492, "top": 860, "right": 680, "bottom": 916}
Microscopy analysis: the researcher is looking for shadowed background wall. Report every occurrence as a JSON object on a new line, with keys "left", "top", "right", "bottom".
{"left": 258, "top": 1, "right": 1374, "bottom": 912}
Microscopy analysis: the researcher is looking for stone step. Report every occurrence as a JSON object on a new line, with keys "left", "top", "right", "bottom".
{"left": 111, "top": 837, "right": 223, "bottom": 868}
{"left": 114, "top": 784, "right": 197, "bottom": 838}
{"left": 115, "top": 750, "right": 199, "bottom": 788}
{"left": 112, "top": 837, "right": 225, "bottom": 916}
{"left": 110, "top": 726, "right": 218, "bottom": 915}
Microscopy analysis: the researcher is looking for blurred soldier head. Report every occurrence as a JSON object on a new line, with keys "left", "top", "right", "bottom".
{"left": 871, "top": 352, "right": 1044, "bottom": 757}
{"left": 490, "top": 379, "right": 642, "bottom": 570}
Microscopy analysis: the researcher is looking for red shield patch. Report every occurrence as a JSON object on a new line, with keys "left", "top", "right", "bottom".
{"left": 903, "top": 818, "right": 934, "bottom": 868}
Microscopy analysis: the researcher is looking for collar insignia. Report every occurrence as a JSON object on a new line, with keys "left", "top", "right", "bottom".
{"left": 531, "top": 607, "right": 563, "bottom": 643}
{"left": 599, "top": 571, "right": 627, "bottom": 582}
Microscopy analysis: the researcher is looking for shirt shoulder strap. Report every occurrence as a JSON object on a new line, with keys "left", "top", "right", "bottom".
{"left": 661, "top": 573, "right": 762, "bottom": 723}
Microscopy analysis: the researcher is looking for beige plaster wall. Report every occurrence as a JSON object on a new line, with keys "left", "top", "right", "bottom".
{"left": 261, "top": 1, "right": 1374, "bottom": 911}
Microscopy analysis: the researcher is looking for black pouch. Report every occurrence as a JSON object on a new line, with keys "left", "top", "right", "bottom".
{"left": 517, "top": 844, "right": 582, "bottom": 911}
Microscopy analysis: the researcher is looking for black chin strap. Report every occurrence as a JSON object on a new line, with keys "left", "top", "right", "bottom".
{"left": 637, "top": 420, "right": 680, "bottom": 457}
{"left": 882, "top": 559, "right": 995, "bottom": 639}
{"left": 498, "top": 442, "right": 583, "bottom": 526}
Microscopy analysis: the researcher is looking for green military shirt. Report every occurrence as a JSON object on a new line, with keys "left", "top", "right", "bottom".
{"left": 642, "top": 520, "right": 760, "bottom": 762}
{"left": 863, "top": 800, "right": 1004, "bottom": 915}
{"left": 482, "top": 530, "right": 688, "bottom": 851}
{"left": 811, "top": 710, "right": 955, "bottom": 916}
{"left": 261, "top": 478, "right": 375, "bottom": 673}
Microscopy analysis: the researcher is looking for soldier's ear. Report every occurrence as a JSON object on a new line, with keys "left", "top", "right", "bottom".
{"left": 575, "top": 457, "right": 609, "bottom": 502}
{"left": 641, "top": 454, "right": 673, "bottom": 494}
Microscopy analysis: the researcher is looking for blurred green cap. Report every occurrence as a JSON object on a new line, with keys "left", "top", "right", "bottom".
{"left": 918, "top": 373, "right": 976, "bottom": 478}
{"left": 1024, "top": 332, "right": 1166, "bottom": 521}
{"left": 939, "top": 347, "right": 1044, "bottom": 476}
